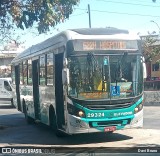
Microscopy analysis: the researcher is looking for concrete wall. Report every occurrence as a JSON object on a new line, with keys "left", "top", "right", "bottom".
{"left": 144, "top": 91, "right": 160, "bottom": 106}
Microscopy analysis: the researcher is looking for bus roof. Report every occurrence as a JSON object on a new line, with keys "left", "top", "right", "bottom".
{"left": 69, "top": 27, "right": 129, "bottom": 35}
{"left": 11, "top": 28, "right": 140, "bottom": 64}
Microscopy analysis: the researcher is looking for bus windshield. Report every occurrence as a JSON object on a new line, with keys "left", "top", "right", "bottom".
{"left": 68, "top": 52, "right": 143, "bottom": 100}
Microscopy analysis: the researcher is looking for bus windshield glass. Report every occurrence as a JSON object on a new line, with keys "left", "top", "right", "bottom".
{"left": 68, "top": 53, "right": 143, "bottom": 100}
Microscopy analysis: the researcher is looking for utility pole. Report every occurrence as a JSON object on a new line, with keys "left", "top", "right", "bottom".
{"left": 88, "top": 4, "right": 91, "bottom": 28}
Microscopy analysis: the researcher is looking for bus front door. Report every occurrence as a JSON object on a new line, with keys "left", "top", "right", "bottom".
{"left": 55, "top": 53, "right": 65, "bottom": 129}
{"left": 32, "top": 59, "right": 40, "bottom": 120}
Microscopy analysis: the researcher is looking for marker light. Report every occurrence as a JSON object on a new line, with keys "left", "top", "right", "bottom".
{"left": 134, "top": 103, "right": 143, "bottom": 114}
{"left": 67, "top": 103, "right": 86, "bottom": 118}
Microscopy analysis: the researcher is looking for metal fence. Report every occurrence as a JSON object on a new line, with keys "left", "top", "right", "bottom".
{"left": 144, "top": 80, "right": 160, "bottom": 91}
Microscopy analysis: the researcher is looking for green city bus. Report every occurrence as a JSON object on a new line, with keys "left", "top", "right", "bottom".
{"left": 11, "top": 28, "right": 145, "bottom": 136}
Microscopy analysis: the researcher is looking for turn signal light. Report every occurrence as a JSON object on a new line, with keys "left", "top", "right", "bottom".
{"left": 134, "top": 103, "right": 143, "bottom": 114}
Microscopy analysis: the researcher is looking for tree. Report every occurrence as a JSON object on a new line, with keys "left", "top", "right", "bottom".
{"left": 0, "top": 0, "right": 80, "bottom": 47}
{"left": 142, "top": 35, "right": 160, "bottom": 62}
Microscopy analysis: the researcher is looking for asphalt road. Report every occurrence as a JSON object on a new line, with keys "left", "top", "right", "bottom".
{"left": 0, "top": 103, "right": 160, "bottom": 155}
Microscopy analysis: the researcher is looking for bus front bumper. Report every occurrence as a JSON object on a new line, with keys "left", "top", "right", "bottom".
{"left": 67, "top": 109, "right": 143, "bottom": 134}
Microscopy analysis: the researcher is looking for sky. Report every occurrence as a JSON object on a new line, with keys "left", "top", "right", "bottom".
{"left": 19, "top": 0, "right": 160, "bottom": 49}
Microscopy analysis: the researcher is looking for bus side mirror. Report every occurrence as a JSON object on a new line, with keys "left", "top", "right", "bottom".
{"left": 143, "top": 62, "right": 147, "bottom": 79}
{"left": 142, "top": 57, "right": 147, "bottom": 79}
{"left": 62, "top": 68, "right": 70, "bottom": 85}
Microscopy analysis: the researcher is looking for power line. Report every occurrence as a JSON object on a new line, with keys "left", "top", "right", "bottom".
{"left": 97, "top": 0, "right": 160, "bottom": 8}
{"left": 101, "top": 0, "right": 154, "bottom": 3}
{"left": 70, "top": 12, "right": 87, "bottom": 17}
{"left": 75, "top": 8, "right": 160, "bottom": 18}
{"left": 123, "top": 0, "right": 154, "bottom": 4}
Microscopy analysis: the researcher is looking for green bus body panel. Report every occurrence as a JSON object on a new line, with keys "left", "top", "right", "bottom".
{"left": 74, "top": 97, "right": 143, "bottom": 131}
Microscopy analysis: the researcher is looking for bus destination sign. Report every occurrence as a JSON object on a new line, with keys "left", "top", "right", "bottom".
{"left": 83, "top": 41, "right": 126, "bottom": 50}
{"left": 73, "top": 40, "right": 138, "bottom": 51}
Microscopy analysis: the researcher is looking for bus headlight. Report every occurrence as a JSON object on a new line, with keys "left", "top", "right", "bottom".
{"left": 78, "top": 111, "right": 85, "bottom": 117}
{"left": 134, "top": 103, "right": 143, "bottom": 114}
{"left": 67, "top": 103, "right": 86, "bottom": 118}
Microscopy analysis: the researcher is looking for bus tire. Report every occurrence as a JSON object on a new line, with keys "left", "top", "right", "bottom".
{"left": 23, "top": 101, "right": 34, "bottom": 124}
{"left": 49, "top": 107, "right": 66, "bottom": 137}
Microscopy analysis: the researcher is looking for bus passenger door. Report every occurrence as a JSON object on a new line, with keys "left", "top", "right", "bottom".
{"left": 55, "top": 53, "right": 65, "bottom": 129}
{"left": 32, "top": 59, "right": 40, "bottom": 120}
{"left": 15, "top": 65, "right": 21, "bottom": 111}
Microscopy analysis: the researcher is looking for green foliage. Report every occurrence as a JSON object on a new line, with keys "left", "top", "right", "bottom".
{"left": 0, "top": 0, "right": 80, "bottom": 34}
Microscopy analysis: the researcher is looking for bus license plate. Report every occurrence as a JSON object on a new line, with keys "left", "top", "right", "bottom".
{"left": 104, "top": 126, "right": 116, "bottom": 132}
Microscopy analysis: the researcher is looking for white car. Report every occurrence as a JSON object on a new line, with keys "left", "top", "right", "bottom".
{"left": 0, "top": 78, "right": 13, "bottom": 106}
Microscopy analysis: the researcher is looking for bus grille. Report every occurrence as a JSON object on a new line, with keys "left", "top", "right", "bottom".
{"left": 71, "top": 95, "right": 142, "bottom": 110}
{"left": 89, "top": 119, "right": 131, "bottom": 128}
{"left": 85, "top": 102, "right": 132, "bottom": 110}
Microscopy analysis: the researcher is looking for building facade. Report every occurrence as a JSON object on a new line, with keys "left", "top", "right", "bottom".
{"left": 141, "top": 34, "right": 160, "bottom": 90}
{"left": 0, "top": 41, "right": 25, "bottom": 78}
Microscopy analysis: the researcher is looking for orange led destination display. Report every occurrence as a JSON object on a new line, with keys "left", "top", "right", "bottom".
{"left": 72, "top": 40, "right": 138, "bottom": 51}
{"left": 83, "top": 41, "right": 126, "bottom": 50}
{"left": 83, "top": 41, "right": 97, "bottom": 50}
{"left": 100, "top": 41, "right": 126, "bottom": 50}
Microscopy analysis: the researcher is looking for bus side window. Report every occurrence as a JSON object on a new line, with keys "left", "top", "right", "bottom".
{"left": 23, "top": 60, "right": 28, "bottom": 85}
{"left": 47, "top": 53, "right": 54, "bottom": 85}
{"left": 40, "top": 55, "right": 46, "bottom": 86}
{"left": 28, "top": 59, "right": 32, "bottom": 85}
{"left": 4, "top": 81, "right": 12, "bottom": 91}
{"left": 20, "top": 63, "right": 23, "bottom": 84}
{"left": 11, "top": 65, "right": 15, "bottom": 85}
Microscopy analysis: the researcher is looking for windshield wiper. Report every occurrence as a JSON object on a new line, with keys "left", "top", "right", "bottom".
{"left": 86, "top": 52, "right": 103, "bottom": 91}
{"left": 114, "top": 53, "right": 128, "bottom": 93}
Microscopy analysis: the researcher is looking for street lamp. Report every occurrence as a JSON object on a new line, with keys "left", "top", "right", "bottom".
{"left": 150, "top": 20, "right": 160, "bottom": 33}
